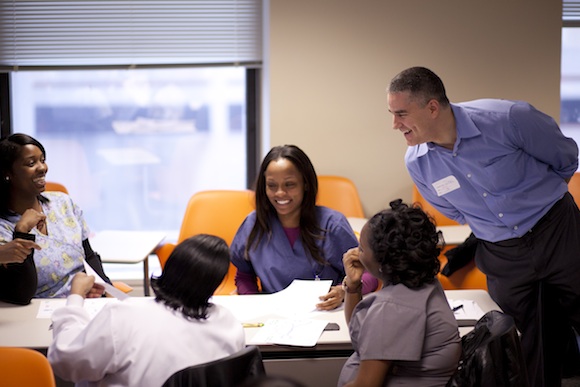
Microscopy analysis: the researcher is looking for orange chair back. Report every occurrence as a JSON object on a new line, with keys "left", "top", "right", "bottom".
{"left": 45, "top": 181, "right": 69, "bottom": 194}
{"left": 316, "top": 175, "right": 365, "bottom": 218}
{"left": 177, "top": 190, "right": 256, "bottom": 246}
{"left": 160, "top": 190, "right": 256, "bottom": 295}
{"left": 412, "top": 185, "right": 459, "bottom": 227}
{"left": 0, "top": 347, "right": 56, "bottom": 387}
{"left": 568, "top": 172, "right": 580, "bottom": 208}
{"left": 411, "top": 186, "right": 486, "bottom": 290}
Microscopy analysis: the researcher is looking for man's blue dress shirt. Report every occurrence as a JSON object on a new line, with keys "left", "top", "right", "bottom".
{"left": 406, "top": 99, "right": 578, "bottom": 242}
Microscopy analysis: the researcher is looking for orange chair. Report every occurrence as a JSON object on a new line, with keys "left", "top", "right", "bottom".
{"left": 156, "top": 190, "right": 256, "bottom": 295}
{"left": 45, "top": 181, "right": 69, "bottom": 194}
{"left": 316, "top": 175, "right": 365, "bottom": 218}
{"left": 568, "top": 172, "right": 580, "bottom": 208}
{"left": 412, "top": 185, "right": 487, "bottom": 290}
{"left": 412, "top": 185, "right": 459, "bottom": 226}
{"left": 0, "top": 347, "right": 56, "bottom": 387}
{"left": 44, "top": 181, "right": 134, "bottom": 294}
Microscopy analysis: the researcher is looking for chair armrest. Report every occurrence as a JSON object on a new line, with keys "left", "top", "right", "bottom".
{"left": 112, "top": 281, "right": 134, "bottom": 293}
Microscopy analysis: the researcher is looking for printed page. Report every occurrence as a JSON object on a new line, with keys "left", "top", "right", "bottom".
{"left": 248, "top": 318, "right": 329, "bottom": 347}
{"left": 37, "top": 298, "right": 116, "bottom": 319}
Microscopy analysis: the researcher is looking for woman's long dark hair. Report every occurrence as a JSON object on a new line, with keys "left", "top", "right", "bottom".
{"left": 151, "top": 234, "right": 230, "bottom": 320}
{"left": 245, "top": 145, "right": 326, "bottom": 265}
{"left": 366, "top": 199, "right": 441, "bottom": 289}
{"left": 0, "top": 134, "right": 47, "bottom": 218}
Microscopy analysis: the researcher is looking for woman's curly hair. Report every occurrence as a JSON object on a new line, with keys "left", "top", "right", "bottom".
{"left": 366, "top": 199, "right": 441, "bottom": 289}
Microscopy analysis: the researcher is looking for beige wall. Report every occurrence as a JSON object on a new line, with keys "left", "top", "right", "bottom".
{"left": 267, "top": 0, "right": 562, "bottom": 217}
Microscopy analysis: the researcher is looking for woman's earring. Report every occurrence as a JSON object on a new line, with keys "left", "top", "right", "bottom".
{"left": 4, "top": 176, "right": 8, "bottom": 181}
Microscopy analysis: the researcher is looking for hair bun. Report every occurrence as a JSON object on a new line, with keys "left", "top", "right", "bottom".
{"left": 389, "top": 198, "right": 405, "bottom": 210}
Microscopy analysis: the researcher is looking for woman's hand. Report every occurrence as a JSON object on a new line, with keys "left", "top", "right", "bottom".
{"left": 342, "top": 247, "right": 365, "bottom": 324}
{"left": 0, "top": 239, "right": 41, "bottom": 264}
{"left": 343, "top": 247, "right": 364, "bottom": 286}
{"left": 86, "top": 282, "right": 106, "bottom": 298}
{"left": 15, "top": 209, "right": 46, "bottom": 234}
{"left": 70, "top": 272, "right": 105, "bottom": 298}
{"left": 317, "top": 285, "right": 346, "bottom": 310}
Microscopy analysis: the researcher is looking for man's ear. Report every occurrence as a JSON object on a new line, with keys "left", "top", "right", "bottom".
{"left": 427, "top": 99, "right": 440, "bottom": 116}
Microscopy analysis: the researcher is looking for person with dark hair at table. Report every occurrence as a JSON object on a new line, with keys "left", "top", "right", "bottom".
{"left": 48, "top": 234, "right": 245, "bottom": 386}
{"left": 0, "top": 133, "right": 109, "bottom": 305}
{"left": 231, "top": 144, "right": 377, "bottom": 310}
{"left": 338, "top": 200, "right": 461, "bottom": 387}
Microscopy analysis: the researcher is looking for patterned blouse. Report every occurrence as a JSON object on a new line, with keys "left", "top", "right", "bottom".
{"left": 0, "top": 192, "right": 89, "bottom": 298}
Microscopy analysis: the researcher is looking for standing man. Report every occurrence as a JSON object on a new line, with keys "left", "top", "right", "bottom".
{"left": 387, "top": 66, "right": 580, "bottom": 387}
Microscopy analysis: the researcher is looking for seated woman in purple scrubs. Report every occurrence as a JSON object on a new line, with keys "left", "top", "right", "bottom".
{"left": 339, "top": 200, "right": 461, "bottom": 386}
{"left": 230, "top": 144, "right": 377, "bottom": 310}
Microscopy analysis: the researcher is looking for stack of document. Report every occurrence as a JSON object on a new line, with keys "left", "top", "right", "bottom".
{"left": 212, "top": 279, "right": 336, "bottom": 347}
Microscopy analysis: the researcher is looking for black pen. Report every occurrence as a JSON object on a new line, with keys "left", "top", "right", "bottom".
{"left": 452, "top": 304, "right": 464, "bottom": 312}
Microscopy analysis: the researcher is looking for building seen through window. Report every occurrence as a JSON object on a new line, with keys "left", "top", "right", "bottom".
{"left": 11, "top": 67, "right": 247, "bottom": 237}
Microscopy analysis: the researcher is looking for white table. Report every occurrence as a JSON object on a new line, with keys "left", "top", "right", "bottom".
{"left": 437, "top": 224, "right": 472, "bottom": 245}
{"left": 0, "top": 289, "right": 500, "bottom": 387}
{"left": 346, "top": 217, "right": 367, "bottom": 234}
{"left": 90, "top": 230, "right": 166, "bottom": 296}
{"left": 0, "top": 289, "right": 500, "bottom": 350}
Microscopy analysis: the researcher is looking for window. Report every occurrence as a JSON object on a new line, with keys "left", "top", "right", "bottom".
{"left": 561, "top": 28, "right": 580, "bottom": 145}
{"left": 0, "top": 1, "right": 263, "bottom": 281}
{"left": 1, "top": 0, "right": 262, "bottom": 237}
{"left": 11, "top": 67, "right": 248, "bottom": 235}
{"left": 562, "top": 1, "right": 580, "bottom": 146}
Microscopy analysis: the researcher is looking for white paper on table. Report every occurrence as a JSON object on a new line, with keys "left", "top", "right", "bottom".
{"left": 268, "top": 279, "right": 332, "bottom": 318}
{"left": 211, "top": 294, "right": 279, "bottom": 322}
{"left": 248, "top": 318, "right": 329, "bottom": 347}
{"left": 37, "top": 297, "right": 115, "bottom": 319}
{"left": 83, "top": 260, "right": 129, "bottom": 300}
{"left": 212, "top": 280, "right": 334, "bottom": 327}
{"left": 448, "top": 299, "right": 485, "bottom": 321}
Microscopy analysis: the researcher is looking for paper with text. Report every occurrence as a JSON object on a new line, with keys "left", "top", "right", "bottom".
{"left": 248, "top": 318, "right": 329, "bottom": 347}
{"left": 37, "top": 298, "right": 116, "bottom": 319}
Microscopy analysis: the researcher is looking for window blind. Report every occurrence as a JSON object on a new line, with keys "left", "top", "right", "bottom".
{"left": 0, "top": 0, "right": 262, "bottom": 69}
{"left": 564, "top": 0, "right": 580, "bottom": 26}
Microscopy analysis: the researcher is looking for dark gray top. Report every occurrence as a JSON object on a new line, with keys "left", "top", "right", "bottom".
{"left": 338, "top": 281, "right": 461, "bottom": 386}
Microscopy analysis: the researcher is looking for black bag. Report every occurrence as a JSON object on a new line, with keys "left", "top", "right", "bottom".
{"left": 447, "top": 310, "right": 529, "bottom": 387}
{"left": 441, "top": 233, "right": 478, "bottom": 277}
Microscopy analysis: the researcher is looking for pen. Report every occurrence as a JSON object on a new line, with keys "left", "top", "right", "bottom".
{"left": 452, "top": 304, "right": 464, "bottom": 312}
{"left": 242, "top": 322, "right": 264, "bottom": 328}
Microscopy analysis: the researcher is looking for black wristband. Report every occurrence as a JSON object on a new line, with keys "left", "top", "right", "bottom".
{"left": 13, "top": 231, "right": 36, "bottom": 242}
